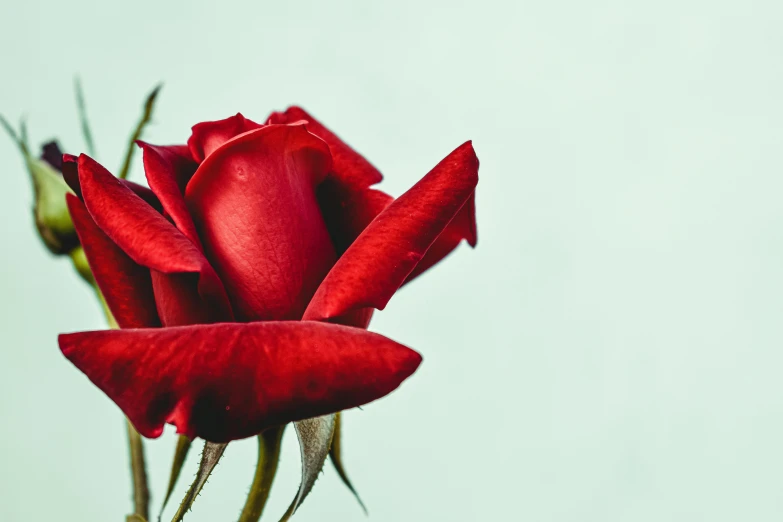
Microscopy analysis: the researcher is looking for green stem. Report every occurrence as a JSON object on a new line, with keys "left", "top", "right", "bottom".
{"left": 237, "top": 426, "right": 286, "bottom": 522}
{"left": 127, "top": 418, "right": 151, "bottom": 521}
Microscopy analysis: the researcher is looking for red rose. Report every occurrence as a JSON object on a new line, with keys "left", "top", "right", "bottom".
{"left": 58, "top": 108, "right": 478, "bottom": 443}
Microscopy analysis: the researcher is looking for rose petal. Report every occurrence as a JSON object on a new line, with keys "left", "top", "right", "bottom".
{"left": 187, "top": 113, "right": 263, "bottom": 163}
{"left": 59, "top": 321, "right": 422, "bottom": 442}
{"left": 66, "top": 193, "right": 160, "bottom": 328}
{"left": 304, "top": 141, "right": 479, "bottom": 321}
{"left": 404, "top": 190, "right": 477, "bottom": 283}
{"left": 139, "top": 142, "right": 201, "bottom": 247}
{"left": 185, "top": 124, "right": 336, "bottom": 321}
{"left": 61, "top": 154, "right": 80, "bottom": 195}
{"left": 77, "top": 154, "right": 232, "bottom": 323}
{"left": 63, "top": 154, "right": 161, "bottom": 210}
{"left": 151, "top": 271, "right": 226, "bottom": 326}
{"left": 268, "top": 107, "right": 383, "bottom": 188}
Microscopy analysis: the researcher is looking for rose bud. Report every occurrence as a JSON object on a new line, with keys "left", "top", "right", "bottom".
{"left": 19, "top": 137, "right": 80, "bottom": 255}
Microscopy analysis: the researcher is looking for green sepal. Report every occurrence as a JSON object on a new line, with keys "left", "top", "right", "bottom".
{"left": 278, "top": 415, "right": 336, "bottom": 522}
{"left": 329, "top": 412, "right": 367, "bottom": 513}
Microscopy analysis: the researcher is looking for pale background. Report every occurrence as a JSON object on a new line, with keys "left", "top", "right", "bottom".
{"left": 1, "top": 1, "right": 782, "bottom": 521}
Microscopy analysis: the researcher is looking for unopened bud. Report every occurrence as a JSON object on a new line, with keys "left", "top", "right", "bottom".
{"left": 26, "top": 141, "right": 79, "bottom": 254}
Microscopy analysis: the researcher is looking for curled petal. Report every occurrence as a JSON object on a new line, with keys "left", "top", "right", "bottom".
{"left": 63, "top": 154, "right": 161, "bottom": 210}
{"left": 186, "top": 124, "right": 335, "bottom": 321}
{"left": 404, "top": 190, "right": 477, "bottom": 283}
{"left": 268, "top": 106, "right": 383, "bottom": 188}
{"left": 77, "top": 154, "right": 232, "bottom": 323}
{"left": 139, "top": 142, "right": 201, "bottom": 247}
{"left": 58, "top": 321, "right": 422, "bottom": 443}
{"left": 66, "top": 193, "right": 160, "bottom": 328}
{"left": 304, "top": 141, "right": 479, "bottom": 321}
{"left": 187, "top": 113, "right": 263, "bottom": 162}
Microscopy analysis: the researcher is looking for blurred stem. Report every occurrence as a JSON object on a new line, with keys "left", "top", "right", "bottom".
{"left": 0, "top": 114, "right": 29, "bottom": 155}
{"left": 117, "top": 85, "right": 162, "bottom": 180}
{"left": 74, "top": 77, "right": 96, "bottom": 157}
{"left": 237, "top": 426, "right": 286, "bottom": 522}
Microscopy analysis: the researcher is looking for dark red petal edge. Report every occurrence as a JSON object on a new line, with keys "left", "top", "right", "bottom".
{"left": 59, "top": 322, "right": 421, "bottom": 442}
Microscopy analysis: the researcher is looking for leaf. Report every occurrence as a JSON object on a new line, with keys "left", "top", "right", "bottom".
{"left": 278, "top": 415, "right": 336, "bottom": 522}
{"left": 238, "top": 426, "right": 286, "bottom": 522}
{"left": 329, "top": 412, "right": 367, "bottom": 513}
{"left": 74, "top": 77, "right": 96, "bottom": 157}
{"left": 127, "top": 419, "right": 150, "bottom": 522}
{"left": 170, "top": 441, "right": 226, "bottom": 522}
{"left": 118, "top": 84, "right": 162, "bottom": 180}
{"left": 158, "top": 435, "right": 193, "bottom": 521}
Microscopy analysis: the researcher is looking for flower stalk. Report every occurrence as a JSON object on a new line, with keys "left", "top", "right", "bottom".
{"left": 238, "top": 427, "right": 286, "bottom": 522}
{"left": 127, "top": 418, "right": 151, "bottom": 521}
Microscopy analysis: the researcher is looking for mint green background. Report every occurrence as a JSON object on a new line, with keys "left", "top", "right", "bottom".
{"left": 1, "top": 1, "right": 783, "bottom": 520}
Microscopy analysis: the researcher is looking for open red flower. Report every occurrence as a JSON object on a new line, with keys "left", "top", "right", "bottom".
{"left": 59, "top": 108, "right": 478, "bottom": 443}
